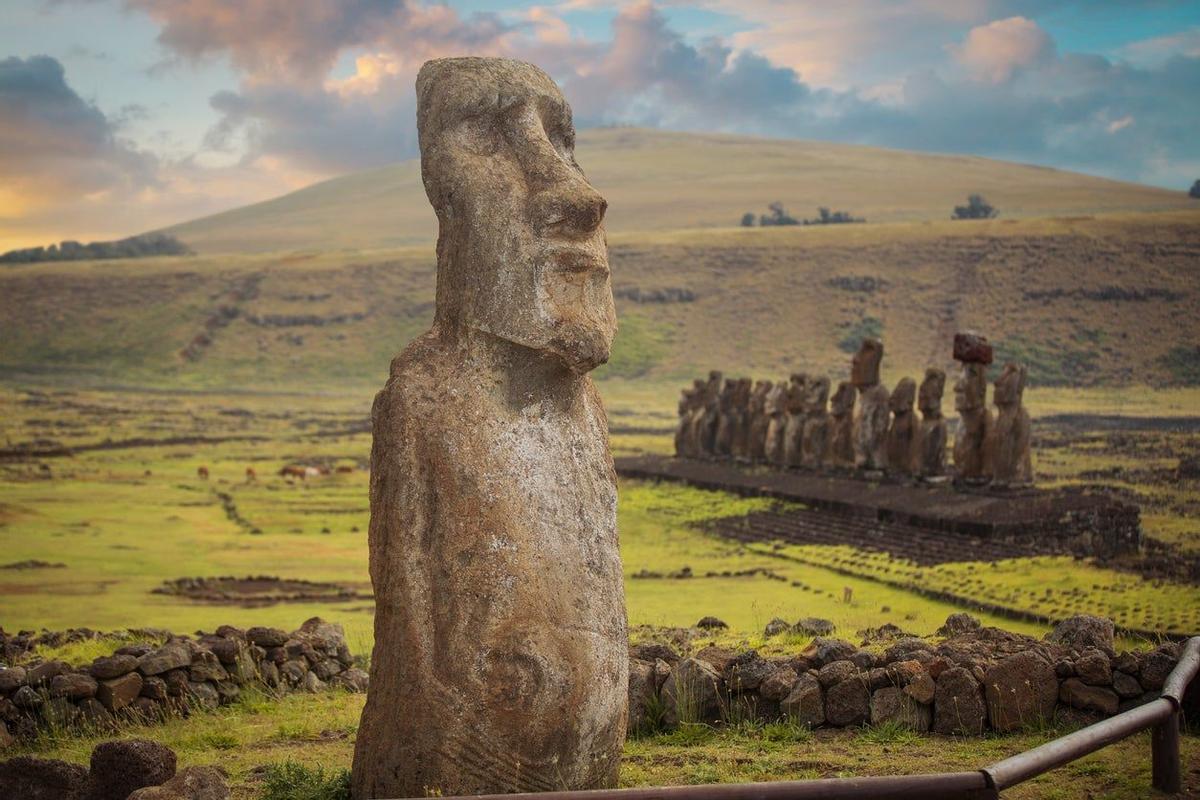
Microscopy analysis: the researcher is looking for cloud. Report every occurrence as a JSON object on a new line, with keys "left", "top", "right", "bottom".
{"left": 950, "top": 16, "right": 1054, "bottom": 83}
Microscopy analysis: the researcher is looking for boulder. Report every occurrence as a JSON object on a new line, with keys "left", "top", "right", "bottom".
{"left": 933, "top": 667, "right": 986, "bottom": 735}
{"left": 332, "top": 668, "right": 369, "bottom": 693}
{"left": 825, "top": 677, "right": 870, "bottom": 727}
{"left": 983, "top": 652, "right": 1058, "bottom": 732}
{"left": 1074, "top": 649, "right": 1112, "bottom": 686}
{"left": 311, "top": 658, "right": 342, "bottom": 682}
{"left": 793, "top": 618, "right": 835, "bottom": 637}
{"left": 804, "top": 637, "right": 857, "bottom": 667}
{"left": 883, "top": 637, "right": 934, "bottom": 664}
{"left": 0, "top": 720, "right": 12, "bottom": 749}
{"left": 1112, "top": 671, "right": 1142, "bottom": 699}
{"left": 0, "top": 755, "right": 88, "bottom": 800}
{"left": 905, "top": 672, "right": 936, "bottom": 705}
{"left": 1139, "top": 644, "right": 1180, "bottom": 691}
{"left": 628, "top": 660, "right": 658, "bottom": 733}
{"left": 187, "top": 652, "right": 228, "bottom": 683}
{"left": 695, "top": 616, "right": 728, "bottom": 631}
{"left": 937, "top": 613, "right": 981, "bottom": 637}
{"left": 849, "top": 650, "right": 875, "bottom": 671}
{"left": 141, "top": 677, "right": 169, "bottom": 702}
{"left": 137, "top": 643, "right": 192, "bottom": 676}
{"left": 693, "top": 646, "right": 737, "bottom": 674}
{"left": 1059, "top": 678, "right": 1119, "bottom": 715}
{"left": 724, "top": 651, "right": 773, "bottom": 692}
{"left": 0, "top": 666, "right": 27, "bottom": 693}
{"left": 763, "top": 618, "right": 791, "bottom": 637}
{"left": 871, "top": 687, "right": 931, "bottom": 731}
{"left": 280, "top": 660, "right": 308, "bottom": 686}
{"left": 187, "top": 682, "right": 219, "bottom": 711}
{"left": 662, "top": 657, "right": 723, "bottom": 726}
{"left": 162, "top": 670, "right": 189, "bottom": 697}
{"left": 817, "top": 660, "right": 857, "bottom": 688}
{"left": 630, "top": 642, "right": 679, "bottom": 665}
{"left": 1046, "top": 615, "right": 1114, "bottom": 656}
{"left": 780, "top": 673, "right": 824, "bottom": 728}
{"left": 12, "top": 685, "right": 43, "bottom": 708}
{"left": 83, "top": 739, "right": 176, "bottom": 800}
{"left": 76, "top": 699, "right": 114, "bottom": 729}
{"left": 90, "top": 655, "right": 139, "bottom": 680}
{"left": 758, "top": 667, "right": 799, "bottom": 703}
{"left": 126, "top": 766, "right": 230, "bottom": 800}
{"left": 302, "top": 671, "right": 326, "bottom": 693}
{"left": 27, "top": 660, "right": 71, "bottom": 686}
{"left": 97, "top": 672, "right": 143, "bottom": 712}
{"left": 50, "top": 672, "right": 98, "bottom": 700}
{"left": 245, "top": 627, "right": 288, "bottom": 648}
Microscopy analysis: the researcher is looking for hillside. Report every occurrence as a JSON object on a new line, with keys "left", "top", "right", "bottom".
{"left": 158, "top": 129, "right": 1197, "bottom": 254}
{"left": 2, "top": 212, "right": 1198, "bottom": 393}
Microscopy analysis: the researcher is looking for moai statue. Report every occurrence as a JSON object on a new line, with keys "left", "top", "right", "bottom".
{"left": 730, "top": 378, "right": 753, "bottom": 461}
{"left": 990, "top": 363, "right": 1033, "bottom": 486}
{"left": 851, "top": 338, "right": 889, "bottom": 471}
{"left": 764, "top": 380, "right": 789, "bottom": 465}
{"left": 352, "top": 58, "right": 627, "bottom": 799}
{"left": 913, "top": 368, "right": 948, "bottom": 479}
{"left": 885, "top": 377, "right": 917, "bottom": 475}
{"left": 783, "top": 373, "right": 808, "bottom": 467}
{"left": 713, "top": 378, "right": 737, "bottom": 458}
{"left": 747, "top": 380, "right": 772, "bottom": 462}
{"left": 674, "top": 380, "right": 704, "bottom": 458}
{"left": 694, "top": 370, "right": 723, "bottom": 457}
{"left": 827, "top": 381, "right": 858, "bottom": 467}
{"left": 800, "top": 376, "right": 831, "bottom": 469}
{"left": 952, "top": 332, "right": 994, "bottom": 484}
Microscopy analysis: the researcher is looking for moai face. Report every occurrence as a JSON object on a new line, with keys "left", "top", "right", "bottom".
{"left": 831, "top": 381, "right": 857, "bottom": 416}
{"left": 994, "top": 363, "right": 1027, "bottom": 407}
{"left": 850, "top": 338, "right": 883, "bottom": 389}
{"left": 417, "top": 58, "right": 614, "bottom": 375}
{"left": 954, "top": 363, "right": 988, "bottom": 413}
{"left": 806, "top": 376, "right": 830, "bottom": 411}
{"left": 889, "top": 377, "right": 916, "bottom": 414}
{"left": 918, "top": 368, "right": 946, "bottom": 417}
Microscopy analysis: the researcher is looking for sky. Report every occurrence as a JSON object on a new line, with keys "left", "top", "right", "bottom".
{"left": 2, "top": 0, "right": 1199, "bottom": 251}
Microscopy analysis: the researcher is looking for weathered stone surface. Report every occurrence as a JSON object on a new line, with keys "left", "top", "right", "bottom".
{"left": 794, "top": 617, "right": 835, "bottom": 637}
{"left": 914, "top": 368, "right": 948, "bottom": 478}
{"left": 805, "top": 637, "right": 857, "bottom": 667}
{"left": 1046, "top": 615, "right": 1115, "bottom": 656}
{"left": 348, "top": 74, "right": 631, "bottom": 788}
{"left": 188, "top": 652, "right": 228, "bottom": 683}
{"left": 953, "top": 331, "right": 993, "bottom": 365}
{"left": 934, "top": 667, "right": 987, "bottom": 735}
{"left": 1074, "top": 649, "right": 1112, "bottom": 686}
{"left": 800, "top": 377, "right": 831, "bottom": 469}
{"left": 780, "top": 673, "right": 824, "bottom": 728}
{"left": 763, "top": 381, "right": 788, "bottom": 466}
{"left": 1059, "top": 678, "right": 1119, "bottom": 715}
{"left": 953, "top": 363, "right": 993, "bottom": 482}
{"left": 827, "top": 382, "right": 857, "bottom": 467}
{"left": 76, "top": 698, "right": 114, "bottom": 728}
{"left": 1112, "top": 671, "right": 1142, "bottom": 699}
{"left": 83, "top": 739, "right": 176, "bottom": 800}
{"left": 758, "top": 668, "right": 799, "bottom": 703}
{"left": 630, "top": 642, "right": 679, "bottom": 665}
{"left": 0, "top": 720, "right": 13, "bottom": 748}
{"left": 126, "top": 766, "right": 230, "bottom": 800}
{"left": 817, "top": 660, "right": 857, "bottom": 688}
{"left": 905, "top": 672, "right": 936, "bottom": 705}
{"left": 28, "top": 660, "right": 70, "bottom": 686}
{"left": 162, "top": 670, "right": 188, "bottom": 697}
{"left": 983, "top": 652, "right": 1058, "bottom": 732}
{"left": 696, "top": 616, "right": 728, "bottom": 630}
{"left": 851, "top": 339, "right": 889, "bottom": 470}
{"left": 332, "top": 668, "right": 370, "bottom": 693}
{"left": 137, "top": 643, "right": 191, "bottom": 676}
{"left": 724, "top": 651, "right": 772, "bottom": 692}
{"left": 763, "top": 618, "right": 790, "bottom": 637}
{"left": 662, "top": 658, "right": 722, "bottom": 727}
{"left": 12, "top": 685, "right": 43, "bottom": 708}
{"left": 0, "top": 755, "right": 88, "bottom": 799}
{"left": 188, "top": 682, "right": 220, "bottom": 711}
{"left": 871, "top": 687, "right": 931, "bottom": 731}
{"left": 782, "top": 374, "right": 807, "bottom": 467}
{"left": 245, "top": 627, "right": 288, "bottom": 648}
{"left": 938, "top": 613, "right": 981, "bottom": 637}
{"left": 90, "top": 655, "right": 139, "bottom": 680}
{"left": 97, "top": 672, "right": 143, "bottom": 712}
{"left": 885, "top": 377, "right": 917, "bottom": 474}
{"left": 883, "top": 637, "right": 934, "bottom": 663}
{"left": 628, "top": 660, "right": 657, "bottom": 733}
{"left": 50, "top": 672, "right": 98, "bottom": 700}
{"left": 0, "top": 666, "right": 27, "bottom": 692}
{"left": 989, "top": 363, "right": 1033, "bottom": 486}
{"left": 825, "top": 677, "right": 870, "bottom": 727}
{"left": 1138, "top": 644, "right": 1179, "bottom": 691}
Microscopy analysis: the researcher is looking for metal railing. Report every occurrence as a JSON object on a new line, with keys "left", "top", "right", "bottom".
{"left": 392, "top": 637, "right": 1199, "bottom": 800}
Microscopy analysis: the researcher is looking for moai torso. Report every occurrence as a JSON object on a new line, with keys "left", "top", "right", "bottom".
{"left": 675, "top": 381, "right": 702, "bottom": 457}
{"left": 885, "top": 377, "right": 917, "bottom": 475}
{"left": 352, "top": 58, "right": 626, "bottom": 799}
{"left": 914, "top": 368, "right": 948, "bottom": 479}
{"left": 990, "top": 363, "right": 1033, "bottom": 486}
{"left": 851, "top": 338, "right": 889, "bottom": 470}
{"left": 764, "top": 382, "right": 788, "bottom": 466}
{"left": 693, "top": 371, "right": 723, "bottom": 457}
{"left": 747, "top": 380, "right": 772, "bottom": 462}
{"left": 953, "top": 362, "right": 994, "bottom": 483}
{"left": 800, "top": 377, "right": 831, "bottom": 469}
{"left": 730, "top": 378, "right": 753, "bottom": 461}
{"left": 714, "top": 380, "right": 736, "bottom": 457}
{"left": 827, "top": 381, "right": 858, "bottom": 467}
{"left": 783, "top": 374, "right": 808, "bottom": 467}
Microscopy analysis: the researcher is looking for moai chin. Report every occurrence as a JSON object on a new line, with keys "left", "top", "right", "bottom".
{"left": 953, "top": 362, "right": 994, "bottom": 483}
{"left": 827, "top": 380, "right": 858, "bottom": 468}
{"left": 885, "top": 377, "right": 917, "bottom": 475}
{"left": 914, "top": 368, "right": 948, "bottom": 479}
{"left": 851, "top": 338, "right": 890, "bottom": 471}
{"left": 351, "top": 58, "right": 627, "bottom": 799}
{"left": 783, "top": 373, "right": 808, "bottom": 467}
{"left": 800, "top": 376, "right": 831, "bottom": 469}
{"left": 990, "top": 363, "right": 1033, "bottom": 486}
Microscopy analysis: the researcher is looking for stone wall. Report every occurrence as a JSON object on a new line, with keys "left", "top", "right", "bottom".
{"left": 0, "top": 617, "right": 367, "bottom": 745}
{"left": 629, "top": 614, "right": 1189, "bottom": 736}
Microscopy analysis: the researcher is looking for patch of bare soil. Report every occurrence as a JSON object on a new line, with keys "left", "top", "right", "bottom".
{"left": 153, "top": 575, "right": 371, "bottom": 606}
{"left": 0, "top": 560, "right": 65, "bottom": 570}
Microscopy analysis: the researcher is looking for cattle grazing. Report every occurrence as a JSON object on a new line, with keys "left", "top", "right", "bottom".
{"left": 246, "top": 467, "right": 257, "bottom": 482}
{"left": 280, "top": 465, "right": 308, "bottom": 480}
{"left": 197, "top": 466, "right": 209, "bottom": 480}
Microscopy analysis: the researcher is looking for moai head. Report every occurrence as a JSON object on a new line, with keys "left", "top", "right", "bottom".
{"left": 806, "top": 376, "right": 831, "bottom": 412}
{"left": 889, "top": 377, "right": 916, "bottom": 414}
{"left": 918, "top": 368, "right": 946, "bottom": 418}
{"left": 993, "top": 363, "right": 1027, "bottom": 408}
{"left": 830, "top": 381, "right": 857, "bottom": 417}
{"left": 850, "top": 338, "right": 883, "bottom": 389}
{"left": 953, "top": 363, "right": 988, "bottom": 414}
{"left": 417, "top": 58, "right": 614, "bottom": 375}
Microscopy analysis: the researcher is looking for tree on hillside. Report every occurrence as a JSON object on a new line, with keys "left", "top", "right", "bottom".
{"left": 952, "top": 194, "right": 998, "bottom": 220}
{"left": 741, "top": 212, "right": 756, "bottom": 226}
{"left": 805, "top": 207, "right": 865, "bottom": 225}
{"left": 1190, "top": 180, "right": 1200, "bottom": 199}
{"left": 759, "top": 201, "right": 799, "bottom": 226}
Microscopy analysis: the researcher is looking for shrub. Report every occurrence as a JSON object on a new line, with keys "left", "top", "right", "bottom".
{"left": 805, "top": 207, "right": 865, "bottom": 225}
{"left": 837, "top": 316, "right": 883, "bottom": 353}
{"left": 1190, "top": 179, "right": 1200, "bottom": 199}
{"left": 952, "top": 194, "right": 998, "bottom": 220}
{"left": 759, "top": 201, "right": 799, "bottom": 226}
{"left": 740, "top": 212, "right": 756, "bottom": 226}
{"left": 259, "top": 761, "right": 351, "bottom": 800}
{"left": 1158, "top": 345, "right": 1200, "bottom": 385}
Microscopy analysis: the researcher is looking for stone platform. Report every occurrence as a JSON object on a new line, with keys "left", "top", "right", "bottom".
{"left": 615, "top": 455, "right": 1141, "bottom": 558}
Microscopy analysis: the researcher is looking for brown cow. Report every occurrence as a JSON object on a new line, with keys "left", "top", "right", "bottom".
{"left": 197, "top": 466, "right": 209, "bottom": 480}
{"left": 280, "top": 465, "right": 307, "bottom": 479}
{"left": 246, "top": 467, "right": 257, "bottom": 482}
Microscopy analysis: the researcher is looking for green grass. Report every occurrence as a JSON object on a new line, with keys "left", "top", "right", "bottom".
{"left": 259, "top": 761, "right": 351, "bottom": 800}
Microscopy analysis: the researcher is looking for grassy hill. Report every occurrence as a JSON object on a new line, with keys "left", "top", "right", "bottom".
{"left": 158, "top": 128, "right": 1198, "bottom": 254}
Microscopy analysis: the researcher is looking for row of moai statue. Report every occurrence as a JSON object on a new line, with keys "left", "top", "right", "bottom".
{"left": 674, "top": 333, "right": 1032, "bottom": 486}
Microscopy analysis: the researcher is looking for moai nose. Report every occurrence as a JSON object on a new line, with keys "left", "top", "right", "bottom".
{"left": 531, "top": 181, "right": 607, "bottom": 238}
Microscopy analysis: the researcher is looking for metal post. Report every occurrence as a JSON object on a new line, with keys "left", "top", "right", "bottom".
{"left": 1151, "top": 705, "right": 1182, "bottom": 794}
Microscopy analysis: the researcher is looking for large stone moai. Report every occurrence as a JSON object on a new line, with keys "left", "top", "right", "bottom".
{"left": 851, "top": 338, "right": 890, "bottom": 471}
{"left": 674, "top": 380, "right": 703, "bottom": 457}
{"left": 990, "top": 363, "right": 1033, "bottom": 486}
{"left": 914, "top": 368, "right": 948, "bottom": 479}
{"left": 730, "top": 377, "right": 753, "bottom": 461}
{"left": 800, "top": 376, "right": 831, "bottom": 469}
{"left": 952, "top": 332, "right": 994, "bottom": 484}
{"left": 885, "top": 377, "right": 917, "bottom": 475}
{"left": 713, "top": 378, "right": 736, "bottom": 457}
{"left": 783, "top": 373, "right": 808, "bottom": 467}
{"left": 351, "top": 58, "right": 627, "bottom": 799}
{"left": 695, "top": 370, "right": 723, "bottom": 457}
{"left": 764, "top": 380, "right": 789, "bottom": 465}
{"left": 747, "top": 380, "right": 772, "bottom": 462}
{"left": 827, "top": 381, "right": 858, "bottom": 467}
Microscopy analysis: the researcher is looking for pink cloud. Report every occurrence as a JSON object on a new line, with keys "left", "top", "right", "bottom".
{"left": 949, "top": 16, "right": 1055, "bottom": 84}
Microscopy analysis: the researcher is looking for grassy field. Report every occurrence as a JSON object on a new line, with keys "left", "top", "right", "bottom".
{"left": 158, "top": 129, "right": 1200, "bottom": 254}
